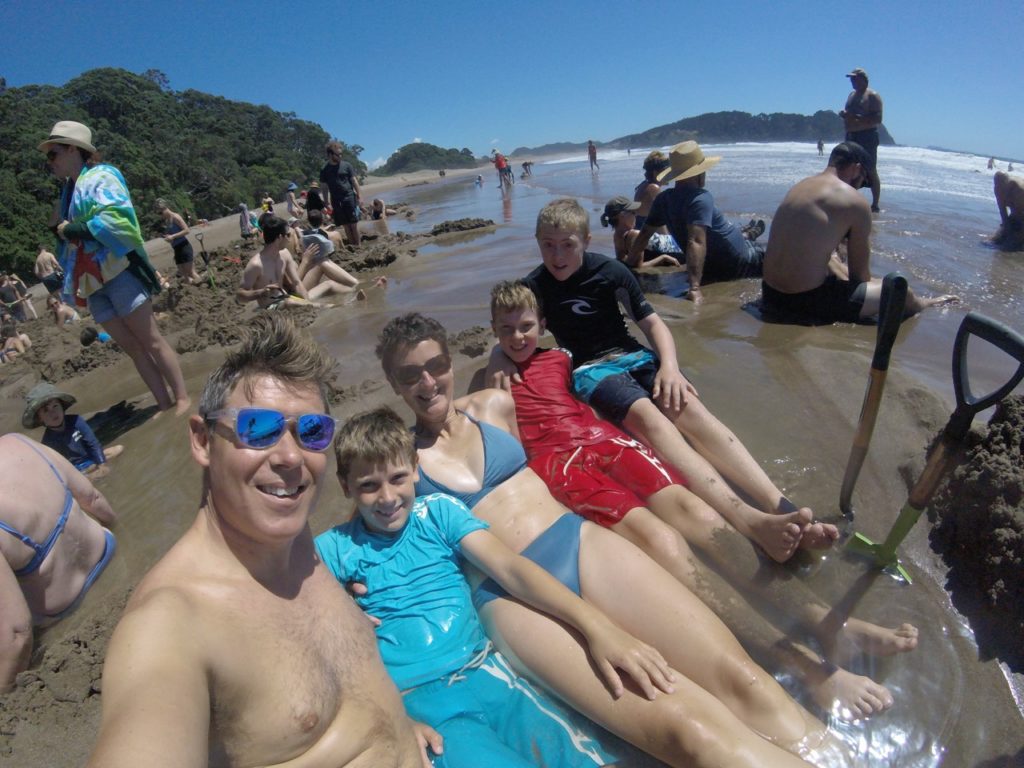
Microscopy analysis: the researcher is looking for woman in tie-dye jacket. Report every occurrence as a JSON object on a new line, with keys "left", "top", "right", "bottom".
{"left": 40, "top": 121, "right": 190, "bottom": 415}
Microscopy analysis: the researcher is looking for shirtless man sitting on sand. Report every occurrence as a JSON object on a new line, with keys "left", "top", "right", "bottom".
{"left": 238, "top": 215, "right": 362, "bottom": 308}
{"left": 87, "top": 315, "right": 439, "bottom": 768}
{"left": 991, "top": 170, "right": 1024, "bottom": 250}
{"left": 762, "top": 141, "right": 957, "bottom": 325}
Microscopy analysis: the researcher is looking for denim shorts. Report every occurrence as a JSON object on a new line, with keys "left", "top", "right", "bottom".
{"left": 87, "top": 268, "right": 150, "bottom": 324}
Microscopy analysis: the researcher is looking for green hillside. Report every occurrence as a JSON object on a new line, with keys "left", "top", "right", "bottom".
{"left": 512, "top": 110, "right": 895, "bottom": 156}
{"left": 0, "top": 67, "right": 364, "bottom": 276}
{"left": 371, "top": 142, "right": 481, "bottom": 175}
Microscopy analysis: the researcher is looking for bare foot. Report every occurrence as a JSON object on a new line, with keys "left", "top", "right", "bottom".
{"left": 372, "top": 276, "right": 388, "bottom": 288}
{"left": 799, "top": 519, "right": 840, "bottom": 550}
{"left": 829, "top": 620, "right": 919, "bottom": 666}
{"left": 104, "top": 444, "right": 124, "bottom": 461}
{"left": 750, "top": 507, "right": 811, "bottom": 562}
{"left": 174, "top": 396, "right": 193, "bottom": 416}
{"left": 809, "top": 665, "right": 894, "bottom": 720}
{"left": 86, "top": 464, "right": 112, "bottom": 480}
{"left": 925, "top": 294, "right": 959, "bottom": 308}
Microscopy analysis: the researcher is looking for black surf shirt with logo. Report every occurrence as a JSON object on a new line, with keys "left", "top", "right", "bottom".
{"left": 523, "top": 252, "right": 654, "bottom": 367}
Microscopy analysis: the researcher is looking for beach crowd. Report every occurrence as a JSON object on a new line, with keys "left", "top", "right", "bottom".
{"left": 2, "top": 64, "right": 1022, "bottom": 768}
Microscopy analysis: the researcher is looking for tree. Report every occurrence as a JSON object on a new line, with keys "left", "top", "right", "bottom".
{"left": 0, "top": 67, "right": 360, "bottom": 276}
{"left": 142, "top": 69, "right": 171, "bottom": 91}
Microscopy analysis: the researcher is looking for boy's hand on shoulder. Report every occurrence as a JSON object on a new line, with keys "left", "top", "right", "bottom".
{"left": 345, "top": 581, "right": 381, "bottom": 627}
{"left": 584, "top": 618, "right": 676, "bottom": 700}
{"left": 488, "top": 369, "right": 516, "bottom": 392}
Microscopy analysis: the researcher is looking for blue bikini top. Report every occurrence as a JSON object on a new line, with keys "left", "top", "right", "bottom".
{"left": 415, "top": 411, "right": 527, "bottom": 509}
{"left": 0, "top": 436, "right": 74, "bottom": 578}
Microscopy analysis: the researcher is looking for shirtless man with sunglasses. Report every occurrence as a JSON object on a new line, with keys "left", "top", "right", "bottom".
{"left": 87, "top": 314, "right": 439, "bottom": 768}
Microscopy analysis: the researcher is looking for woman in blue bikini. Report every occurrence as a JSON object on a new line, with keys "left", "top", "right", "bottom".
{"left": 0, "top": 434, "right": 117, "bottom": 691}
{"left": 377, "top": 313, "right": 846, "bottom": 768}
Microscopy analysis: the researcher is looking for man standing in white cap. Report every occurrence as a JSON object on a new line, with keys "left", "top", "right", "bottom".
{"left": 627, "top": 141, "right": 765, "bottom": 304}
{"left": 840, "top": 67, "right": 884, "bottom": 212}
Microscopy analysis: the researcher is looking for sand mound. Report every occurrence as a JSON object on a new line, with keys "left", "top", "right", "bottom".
{"left": 929, "top": 395, "right": 1024, "bottom": 670}
{"left": 0, "top": 588, "right": 131, "bottom": 762}
{"left": 431, "top": 218, "right": 494, "bottom": 236}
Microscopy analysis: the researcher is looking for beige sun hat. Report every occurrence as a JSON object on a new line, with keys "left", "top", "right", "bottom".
{"left": 22, "top": 382, "right": 76, "bottom": 429}
{"left": 38, "top": 120, "right": 97, "bottom": 154}
{"left": 656, "top": 141, "right": 722, "bottom": 184}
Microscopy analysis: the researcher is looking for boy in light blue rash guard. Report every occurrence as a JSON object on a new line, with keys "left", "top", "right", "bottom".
{"left": 316, "top": 407, "right": 677, "bottom": 768}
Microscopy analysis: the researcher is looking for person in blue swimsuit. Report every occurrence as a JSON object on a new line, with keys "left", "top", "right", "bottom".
{"left": 318, "top": 407, "right": 672, "bottom": 767}
{"left": 375, "top": 312, "right": 840, "bottom": 768}
{"left": 0, "top": 433, "right": 117, "bottom": 691}
{"left": 23, "top": 382, "right": 124, "bottom": 476}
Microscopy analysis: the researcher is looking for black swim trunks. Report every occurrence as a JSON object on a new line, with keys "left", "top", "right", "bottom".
{"left": 42, "top": 271, "right": 64, "bottom": 293}
{"left": 331, "top": 198, "right": 360, "bottom": 226}
{"left": 172, "top": 241, "right": 194, "bottom": 265}
{"left": 761, "top": 274, "right": 868, "bottom": 325}
{"left": 846, "top": 129, "right": 879, "bottom": 166}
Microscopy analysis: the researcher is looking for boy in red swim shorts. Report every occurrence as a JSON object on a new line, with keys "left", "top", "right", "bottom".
{"left": 489, "top": 280, "right": 686, "bottom": 529}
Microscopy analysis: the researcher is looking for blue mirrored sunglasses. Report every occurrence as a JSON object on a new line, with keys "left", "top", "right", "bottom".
{"left": 205, "top": 407, "right": 338, "bottom": 452}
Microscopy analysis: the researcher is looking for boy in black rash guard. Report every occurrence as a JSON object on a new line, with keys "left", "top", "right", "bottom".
{"left": 489, "top": 198, "right": 838, "bottom": 562}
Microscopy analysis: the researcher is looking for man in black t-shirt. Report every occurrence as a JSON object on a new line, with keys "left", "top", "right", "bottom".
{"left": 319, "top": 141, "right": 362, "bottom": 247}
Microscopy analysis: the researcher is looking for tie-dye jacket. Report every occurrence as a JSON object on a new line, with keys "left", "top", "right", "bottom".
{"left": 59, "top": 164, "right": 146, "bottom": 304}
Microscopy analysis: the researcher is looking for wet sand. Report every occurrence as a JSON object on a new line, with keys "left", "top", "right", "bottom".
{"left": 1, "top": 165, "right": 1022, "bottom": 767}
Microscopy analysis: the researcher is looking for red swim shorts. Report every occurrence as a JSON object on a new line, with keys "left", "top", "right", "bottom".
{"left": 529, "top": 436, "right": 686, "bottom": 527}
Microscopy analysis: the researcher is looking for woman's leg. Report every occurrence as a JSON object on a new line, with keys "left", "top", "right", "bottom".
{"left": 103, "top": 300, "right": 190, "bottom": 414}
{"left": 576, "top": 521, "right": 825, "bottom": 746}
{"left": 481, "top": 597, "right": 816, "bottom": 768}
{"left": 617, "top": 492, "right": 900, "bottom": 718}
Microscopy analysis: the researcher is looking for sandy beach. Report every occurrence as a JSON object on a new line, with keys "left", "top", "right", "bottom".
{"left": 1, "top": 160, "right": 1022, "bottom": 767}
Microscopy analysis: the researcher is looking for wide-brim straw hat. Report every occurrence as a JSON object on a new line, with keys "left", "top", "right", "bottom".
{"left": 38, "top": 120, "right": 97, "bottom": 154}
{"left": 656, "top": 141, "right": 721, "bottom": 184}
{"left": 23, "top": 382, "right": 76, "bottom": 428}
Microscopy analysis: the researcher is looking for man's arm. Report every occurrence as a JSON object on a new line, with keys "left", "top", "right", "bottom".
{"left": 460, "top": 529, "right": 674, "bottom": 700}
{"left": 636, "top": 313, "right": 699, "bottom": 413}
{"left": 625, "top": 225, "right": 656, "bottom": 267}
{"left": 349, "top": 167, "right": 362, "bottom": 205}
{"left": 842, "top": 91, "right": 883, "bottom": 132}
{"left": 87, "top": 593, "right": 211, "bottom": 768}
{"left": 993, "top": 173, "right": 1010, "bottom": 224}
{"left": 280, "top": 252, "right": 310, "bottom": 300}
{"left": 236, "top": 260, "right": 271, "bottom": 303}
{"left": 684, "top": 223, "right": 708, "bottom": 303}
{"left": 844, "top": 201, "right": 875, "bottom": 284}
{"left": 0, "top": 561, "right": 33, "bottom": 691}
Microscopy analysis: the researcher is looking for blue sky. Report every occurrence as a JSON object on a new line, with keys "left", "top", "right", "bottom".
{"left": 2, "top": 0, "right": 1022, "bottom": 166}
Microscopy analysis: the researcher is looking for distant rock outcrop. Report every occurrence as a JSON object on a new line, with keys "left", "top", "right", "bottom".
{"left": 371, "top": 143, "right": 480, "bottom": 175}
{"left": 512, "top": 110, "right": 895, "bottom": 156}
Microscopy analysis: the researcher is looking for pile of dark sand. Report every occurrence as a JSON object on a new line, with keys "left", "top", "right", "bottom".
{"left": 2, "top": 234, "right": 421, "bottom": 391}
{"left": 929, "top": 395, "right": 1024, "bottom": 670}
{"left": 431, "top": 218, "right": 494, "bottom": 236}
{"left": 0, "top": 588, "right": 131, "bottom": 761}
